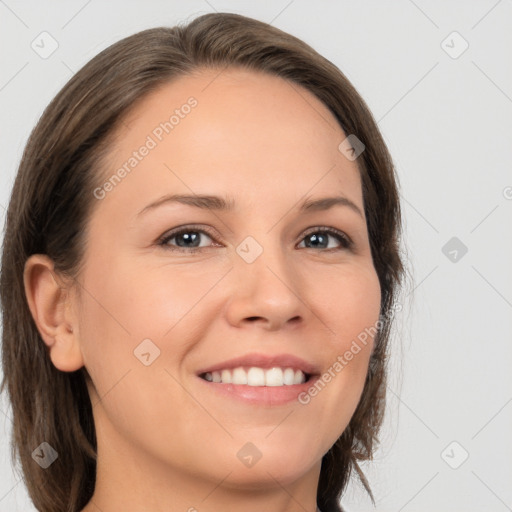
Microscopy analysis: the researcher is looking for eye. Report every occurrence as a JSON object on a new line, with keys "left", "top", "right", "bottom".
{"left": 157, "top": 225, "right": 353, "bottom": 253}
{"left": 157, "top": 225, "right": 220, "bottom": 252}
{"left": 297, "top": 227, "right": 353, "bottom": 251}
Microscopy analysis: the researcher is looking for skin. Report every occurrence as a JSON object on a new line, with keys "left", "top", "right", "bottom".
{"left": 24, "top": 68, "right": 381, "bottom": 512}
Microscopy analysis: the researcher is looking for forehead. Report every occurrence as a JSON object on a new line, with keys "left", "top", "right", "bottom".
{"left": 96, "top": 67, "right": 363, "bottom": 217}
{"left": 123, "top": 66, "right": 342, "bottom": 136}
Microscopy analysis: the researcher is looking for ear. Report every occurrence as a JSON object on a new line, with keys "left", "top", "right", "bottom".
{"left": 23, "top": 254, "right": 84, "bottom": 372}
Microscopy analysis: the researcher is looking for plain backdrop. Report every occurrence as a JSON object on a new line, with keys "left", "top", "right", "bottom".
{"left": 1, "top": 1, "right": 511, "bottom": 511}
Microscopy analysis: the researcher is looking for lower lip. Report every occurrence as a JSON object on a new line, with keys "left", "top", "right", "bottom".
{"left": 196, "top": 375, "right": 319, "bottom": 406}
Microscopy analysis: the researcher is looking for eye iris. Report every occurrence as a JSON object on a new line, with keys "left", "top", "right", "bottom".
{"left": 176, "top": 232, "right": 200, "bottom": 247}
{"left": 306, "top": 232, "right": 328, "bottom": 248}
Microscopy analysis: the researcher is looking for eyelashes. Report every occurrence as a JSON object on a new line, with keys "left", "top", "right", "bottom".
{"left": 157, "top": 225, "right": 221, "bottom": 252}
{"left": 156, "top": 224, "right": 354, "bottom": 253}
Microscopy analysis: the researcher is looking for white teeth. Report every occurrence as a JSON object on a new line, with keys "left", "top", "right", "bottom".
{"left": 294, "top": 369, "right": 304, "bottom": 384}
{"left": 247, "top": 367, "right": 265, "bottom": 386}
{"left": 265, "top": 367, "right": 283, "bottom": 387}
{"left": 283, "top": 368, "right": 295, "bottom": 385}
{"left": 232, "top": 367, "right": 248, "bottom": 385}
{"left": 202, "top": 367, "right": 307, "bottom": 386}
{"left": 220, "top": 369, "right": 232, "bottom": 384}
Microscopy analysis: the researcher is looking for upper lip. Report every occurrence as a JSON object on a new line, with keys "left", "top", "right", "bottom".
{"left": 196, "top": 352, "right": 320, "bottom": 376}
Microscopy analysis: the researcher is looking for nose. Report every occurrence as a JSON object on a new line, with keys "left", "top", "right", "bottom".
{"left": 224, "top": 241, "right": 306, "bottom": 331}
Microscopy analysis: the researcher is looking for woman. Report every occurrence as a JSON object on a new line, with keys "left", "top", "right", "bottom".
{"left": 1, "top": 12, "right": 404, "bottom": 512}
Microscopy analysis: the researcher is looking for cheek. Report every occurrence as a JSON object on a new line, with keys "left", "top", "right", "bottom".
{"left": 335, "top": 266, "right": 381, "bottom": 380}
{"left": 74, "top": 253, "right": 230, "bottom": 398}
{"left": 77, "top": 254, "right": 222, "bottom": 339}
{"left": 300, "top": 264, "right": 381, "bottom": 427}
{"left": 309, "top": 262, "right": 381, "bottom": 349}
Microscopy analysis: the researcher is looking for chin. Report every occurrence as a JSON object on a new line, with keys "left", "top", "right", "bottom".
{"left": 220, "top": 450, "right": 319, "bottom": 489}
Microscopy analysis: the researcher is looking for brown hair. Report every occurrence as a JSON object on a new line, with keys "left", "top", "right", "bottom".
{"left": 1, "top": 12, "right": 404, "bottom": 512}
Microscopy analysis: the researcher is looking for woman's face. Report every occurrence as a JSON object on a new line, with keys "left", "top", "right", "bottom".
{"left": 73, "top": 68, "right": 381, "bottom": 491}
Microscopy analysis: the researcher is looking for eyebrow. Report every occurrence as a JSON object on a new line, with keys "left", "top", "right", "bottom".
{"left": 137, "top": 193, "right": 363, "bottom": 218}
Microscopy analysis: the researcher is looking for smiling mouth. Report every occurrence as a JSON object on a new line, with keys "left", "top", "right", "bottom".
{"left": 199, "top": 367, "right": 312, "bottom": 387}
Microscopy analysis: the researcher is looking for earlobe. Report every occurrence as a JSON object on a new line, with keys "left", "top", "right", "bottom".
{"left": 23, "top": 254, "right": 85, "bottom": 372}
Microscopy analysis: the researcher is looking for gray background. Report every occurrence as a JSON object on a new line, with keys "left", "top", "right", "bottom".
{"left": 1, "top": 1, "right": 511, "bottom": 511}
